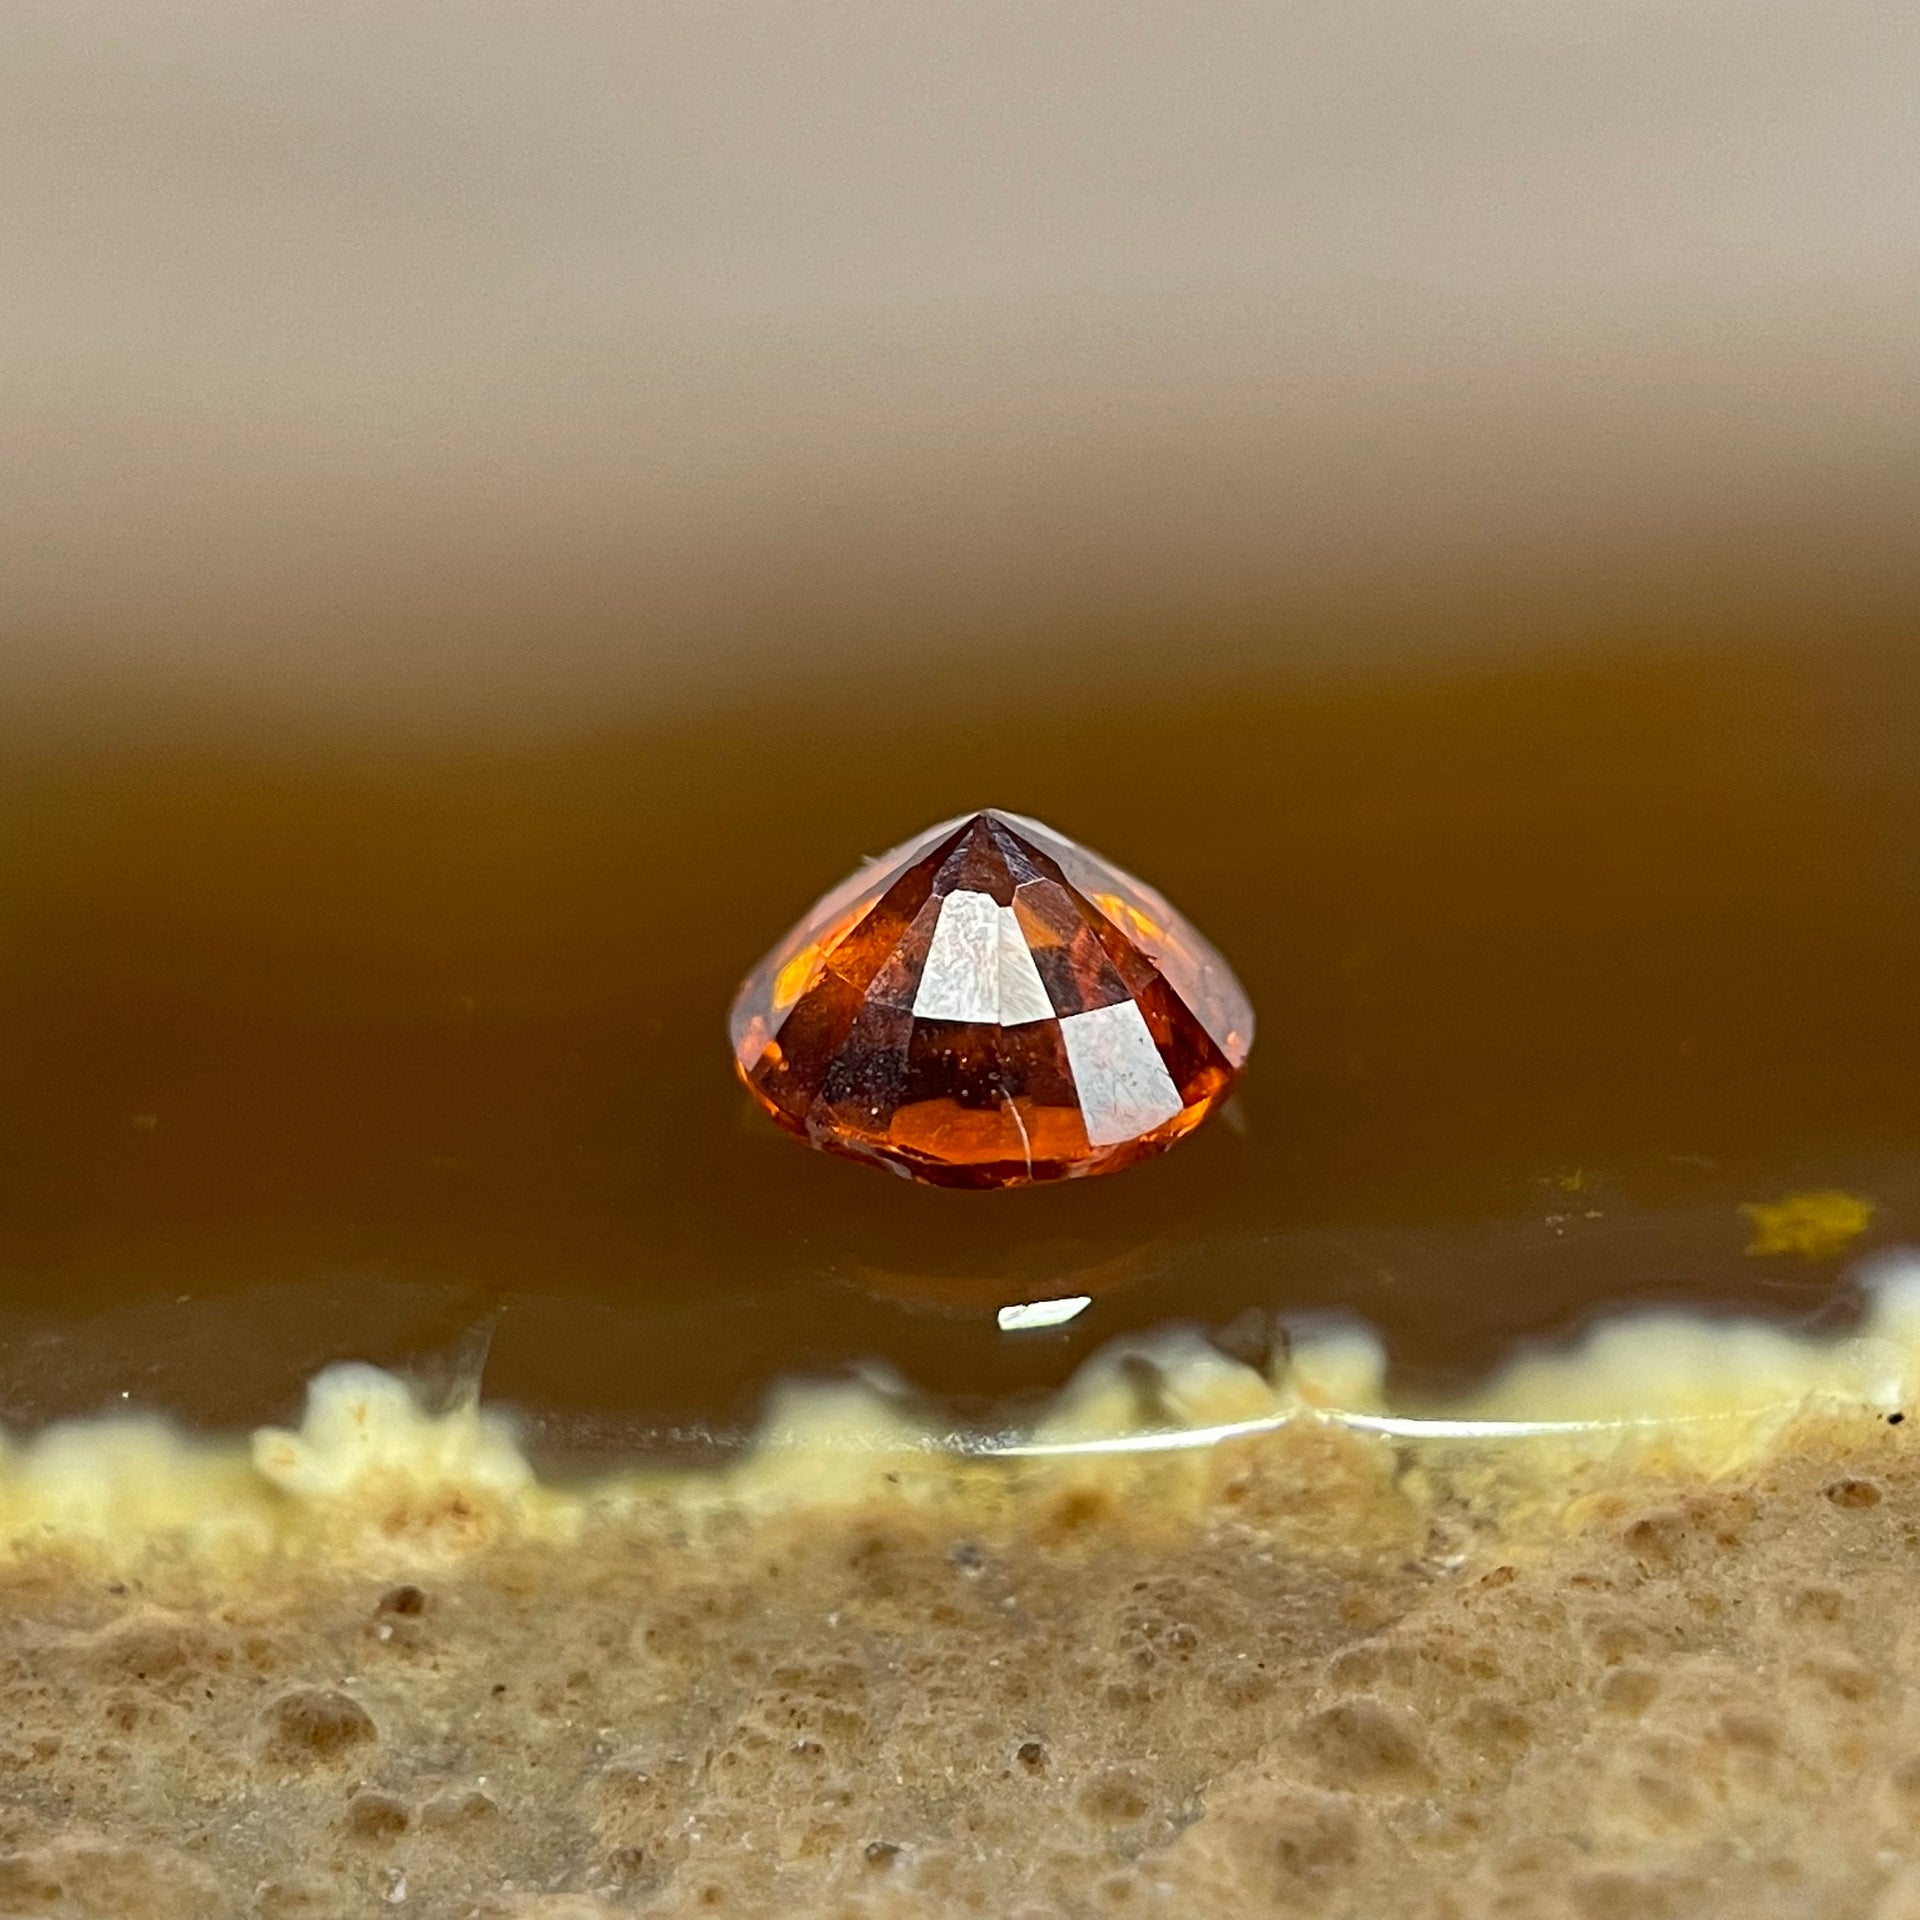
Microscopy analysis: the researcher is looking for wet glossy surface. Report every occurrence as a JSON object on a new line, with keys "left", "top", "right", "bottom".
{"left": 6, "top": 0, "right": 1920, "bottom": 1454}
{"left": 3, "top": 629, "right": 1917, "bottom": 1448}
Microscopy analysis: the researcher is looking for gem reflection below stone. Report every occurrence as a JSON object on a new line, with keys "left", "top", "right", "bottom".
{"left": 728, "top": 811, "right": 1253, "bottom": 1187}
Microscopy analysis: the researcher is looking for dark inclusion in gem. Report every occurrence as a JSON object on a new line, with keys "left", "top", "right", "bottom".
{"left": 728, "top": 811, "right": 1254, "bottom": 1188}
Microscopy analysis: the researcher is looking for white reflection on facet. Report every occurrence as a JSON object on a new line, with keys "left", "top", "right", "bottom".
{"left": 911, "top": 888, "right": 1052, "bottom": 1026}
{"left": 912, "top": 889, "right": 1001, "bottom": 1021}
{"left": 1058, "top": 1000, "right": 1183, "bottom": 1146}
{"left": 996, "top": 1295, "right": 1094, "bottom": 1333}
{"left": 995, "top": 904, "right": 1054, "bottom": 1025}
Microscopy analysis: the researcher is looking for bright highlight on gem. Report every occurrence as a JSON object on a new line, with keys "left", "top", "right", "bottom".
{"left": 728, "top": 810, "right": 1254, "bottom": 1187}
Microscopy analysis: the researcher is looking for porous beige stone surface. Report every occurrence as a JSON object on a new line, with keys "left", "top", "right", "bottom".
{"left": 2, "top": 1409, "right": 1917, "bottom": 1919}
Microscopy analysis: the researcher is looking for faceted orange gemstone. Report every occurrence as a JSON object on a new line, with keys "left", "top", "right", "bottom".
{"left": 729, "top": 811, "right": 1253, "bottom": 1187}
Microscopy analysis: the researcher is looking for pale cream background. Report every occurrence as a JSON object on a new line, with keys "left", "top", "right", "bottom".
{"left": 6, "top": 2, "right": 1916, "bottom": 723}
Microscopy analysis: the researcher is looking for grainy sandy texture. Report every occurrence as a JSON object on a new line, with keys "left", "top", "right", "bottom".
{"left": 2, "top": 1397, "right": 1918, "bottom": 1919}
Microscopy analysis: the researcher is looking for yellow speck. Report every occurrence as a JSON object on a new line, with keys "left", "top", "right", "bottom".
{"left": 1741, "top": 1190, "right": 1875, "bottom": 1260}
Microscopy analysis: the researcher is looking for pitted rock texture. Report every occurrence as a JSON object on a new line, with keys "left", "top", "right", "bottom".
{"left": 0, "top": 1415, "right": 1916, "bottom": 1917}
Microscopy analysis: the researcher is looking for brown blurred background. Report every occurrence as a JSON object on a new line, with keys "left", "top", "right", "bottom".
{"left": 2, "top": 2, "right": 1917, "bottom": 1449}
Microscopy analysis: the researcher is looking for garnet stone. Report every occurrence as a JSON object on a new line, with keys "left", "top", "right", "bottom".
{"left": 728, "top": 811, "right": 1253, "bottom": 1187}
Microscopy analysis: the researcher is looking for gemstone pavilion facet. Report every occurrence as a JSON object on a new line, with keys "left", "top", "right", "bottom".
{"left": 728, "top": 811, "right": 1253, "bottom": 1187}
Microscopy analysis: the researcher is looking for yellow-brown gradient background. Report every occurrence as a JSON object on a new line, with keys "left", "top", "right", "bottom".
{"left": 3, "top": 2, "right": 1917, "bottom": 1448}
